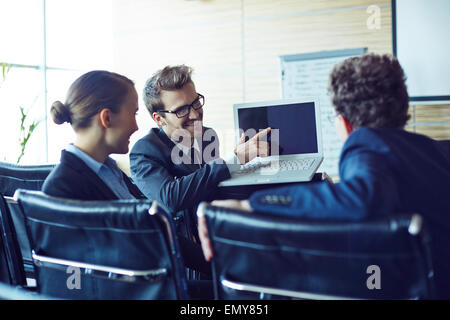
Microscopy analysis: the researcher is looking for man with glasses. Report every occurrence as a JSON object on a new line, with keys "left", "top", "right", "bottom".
{"left": 129, "top": 65, "right": 269, "bottom": 274}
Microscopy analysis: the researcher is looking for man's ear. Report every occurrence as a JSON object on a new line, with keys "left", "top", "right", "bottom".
{"left": 153, "top": 112, "right": 166, "bottom": 127}
{"left": 341, "top": 116, "right": 354, "bottom": 135}
{"left": 99, "top": 108, "right": 112, "bottom": 128}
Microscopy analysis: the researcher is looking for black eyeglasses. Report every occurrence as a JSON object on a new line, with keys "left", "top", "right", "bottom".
{"left": 158, "top": 94, "right": 205, "bottom": 118}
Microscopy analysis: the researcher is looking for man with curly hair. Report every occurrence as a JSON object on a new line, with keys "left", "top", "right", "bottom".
{"left": 199, "top": 54, "right": 450, "bottom": 298}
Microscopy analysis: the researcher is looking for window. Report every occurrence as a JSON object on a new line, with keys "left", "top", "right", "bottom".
{"left": 0, "top": 0, "right": 113, "bottom": 164}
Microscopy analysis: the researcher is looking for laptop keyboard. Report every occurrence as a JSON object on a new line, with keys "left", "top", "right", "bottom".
{"left": 235, "top": 158, "right": 315, "bottom": 175}
{"left": 278, "top": 159, "right": 315, "bottom": 171}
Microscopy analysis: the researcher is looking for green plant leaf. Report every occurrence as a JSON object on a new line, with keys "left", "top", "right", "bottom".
{"left": 1, "top": 62, "right": 11, "bottom": 81}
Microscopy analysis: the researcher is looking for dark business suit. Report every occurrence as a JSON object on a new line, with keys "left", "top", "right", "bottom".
{"left": 130, "top": 127, "right": 230, "bottom": 214}
{"left": 130, "top": 128, "right": 230, "bottom": 282}
{"left": 249, "top": 127, "right": 450, "bottom": 298}
{"left": 42, "top": 150, "right": 145, "bottom": 200}
{"left": 130, "top": 127, "right": 230, "bottom": 242}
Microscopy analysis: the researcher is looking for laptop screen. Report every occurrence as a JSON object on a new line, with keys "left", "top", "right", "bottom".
{"left": 237, "top": 101, "right": 318, "bottom": 155}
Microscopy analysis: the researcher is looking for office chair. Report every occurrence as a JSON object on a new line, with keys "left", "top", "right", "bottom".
{"left": 16, "top": 190, "right": 189, "bottom": 300}
{"left": 0, "top": 194, "right": 27, "bottom": 286}
{"left": 199, "top": 203, "right": 435, "bottom": 300}
{"left": 0, "top": 161, "right": 55, "bottom": 197}
{"left": 0, "top": 161, "right": 56, "bottom": 281}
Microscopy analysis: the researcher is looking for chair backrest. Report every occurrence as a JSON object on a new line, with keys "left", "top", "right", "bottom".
{"left": 200, "top": 203, "right": 435, "bottom": 300}
{"left": 0, "top": 194, "right": 27, "bottom": 286}
{"left": 16, "top": 189, "right": 188, "bottom": 300}
{"left": 0, "top": 161, "right": 55, "bottom": 279}
{"left": 1, "top": 193, "right": 35, "bottom": 283}
{"left": 0, "top": 161, "right": 56, "bottom": 197}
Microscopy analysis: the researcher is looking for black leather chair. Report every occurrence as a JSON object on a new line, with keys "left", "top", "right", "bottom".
{"left": 0, "top": 161, "right": 56, "bottom": 281}
{"left": 16, "top": 190, "right": 189, "bottom": 300}
{"left": 0, "top": 194, "right": 27, "bottom": 286}
{"left": 0, "top": 161, "right": 55, "bottom": 197}
{"left": 199, "top": 203, "right": 435, "bottom": 300}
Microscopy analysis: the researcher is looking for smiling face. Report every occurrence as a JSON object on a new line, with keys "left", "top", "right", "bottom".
{"left": 154, "top": 81, "right": 204, "bottom": 140}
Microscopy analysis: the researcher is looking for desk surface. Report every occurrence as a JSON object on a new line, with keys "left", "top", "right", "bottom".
{"left": 216, "top": 172, "right": 331, "bottom": 200}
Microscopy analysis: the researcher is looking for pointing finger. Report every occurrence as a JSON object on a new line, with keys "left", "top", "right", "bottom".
{"left": 252, "top": 127, "right": 271, "bottom": 141}
{"left": 238, "top": 132, "right": 246, "bottom": 145}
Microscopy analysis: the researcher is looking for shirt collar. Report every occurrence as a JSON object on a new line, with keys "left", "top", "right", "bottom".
{"left": 65, "top": 144, "right": 109, "bottom": 175}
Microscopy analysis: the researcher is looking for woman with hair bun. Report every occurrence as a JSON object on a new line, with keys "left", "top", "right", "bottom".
{"left": 43, "top": 71, "right": 214, "bottom": 296}
{"left": 43, "top": 70, "right": 144, "bottom": 200}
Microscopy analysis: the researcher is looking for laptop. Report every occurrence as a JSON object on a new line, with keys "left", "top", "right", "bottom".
{"left": 218, "top": 98, "right": 323, "bottom": 187}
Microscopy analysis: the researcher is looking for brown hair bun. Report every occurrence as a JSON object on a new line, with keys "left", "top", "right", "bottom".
{"left": 50, "top": 100, "right": 71, "bottom": 125}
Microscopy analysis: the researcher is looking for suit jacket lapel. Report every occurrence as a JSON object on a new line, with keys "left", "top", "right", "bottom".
{"left": 122, "top": 173, "right": 146, "bottom": 199}
{"left": 156, "top": 128, "right": 197, "bottom": 172}
{"left": 62, "top": 151, "right": 119, "bottom": 200}
{"left": 156, "top": 128, "right": 223, "bottom": 173}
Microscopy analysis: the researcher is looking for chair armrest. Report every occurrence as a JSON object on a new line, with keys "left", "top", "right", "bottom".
{"left": 221, "top": 278, "right": 357, "bottom": 300}
{"left": 32, "top": 251, "right": 167, "bottom": 284}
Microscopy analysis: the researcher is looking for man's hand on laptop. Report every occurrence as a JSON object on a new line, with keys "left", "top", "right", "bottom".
{"left": 234, "top": 127, "right": 271, "bottom": 164}
{"left": 198, "top": 199, "right": 253, "bottom": 261}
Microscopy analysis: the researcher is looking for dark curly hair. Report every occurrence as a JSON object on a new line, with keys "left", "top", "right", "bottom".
{"left": 328, "top": 54, "right": 410, "bottom": 129}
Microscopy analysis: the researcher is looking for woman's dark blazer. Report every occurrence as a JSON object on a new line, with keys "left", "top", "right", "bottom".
{"left": 42, "top": 150, "right": 145, "bottom": 200}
